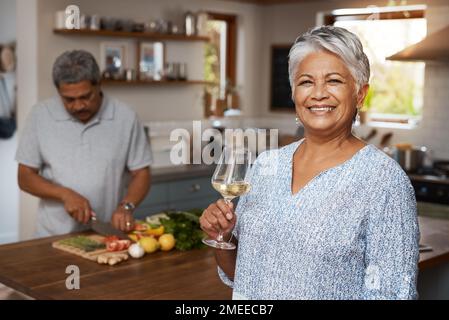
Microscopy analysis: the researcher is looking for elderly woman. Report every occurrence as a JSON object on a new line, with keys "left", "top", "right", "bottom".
{"left": 199, "top": 26, "right": 419, "bottom": 300}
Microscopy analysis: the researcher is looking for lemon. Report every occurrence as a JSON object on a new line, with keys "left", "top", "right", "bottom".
{"left": 158, "top": 234, "right": 176, "bottom": 251}
{"left": 139, "top": 237, "right": 159, "bottom": 253}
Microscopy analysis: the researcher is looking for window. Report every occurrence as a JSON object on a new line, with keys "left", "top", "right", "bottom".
{"left": 326, "top": 6, "right": 426, "bottom": 125}
{"left": 204, "top": 13, "right": 237, "bottom": 100}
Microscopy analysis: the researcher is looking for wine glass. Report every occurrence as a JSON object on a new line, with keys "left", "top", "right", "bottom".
{"left": 203, "top": 146, "right": 252, "bottom": 250}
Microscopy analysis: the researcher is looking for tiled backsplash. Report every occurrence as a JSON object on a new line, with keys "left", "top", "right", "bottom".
{"left": 418, "top": 63, "right": 449, "bottom": 160}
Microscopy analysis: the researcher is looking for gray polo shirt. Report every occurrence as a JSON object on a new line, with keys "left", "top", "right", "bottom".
{"left": 16, "top": 94, "right": 152, "bottom": 237}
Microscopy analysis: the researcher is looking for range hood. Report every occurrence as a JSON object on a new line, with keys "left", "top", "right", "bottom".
{"left": 387, "top": 25, "right": 449, "bottom": 62}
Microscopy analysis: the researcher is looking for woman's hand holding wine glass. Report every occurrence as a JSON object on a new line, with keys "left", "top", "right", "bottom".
{"left": 200, "top": 146, "right": 252, "bottom": 250}
{"left": 200, "top": 199, "right": 236, "bottom": 242}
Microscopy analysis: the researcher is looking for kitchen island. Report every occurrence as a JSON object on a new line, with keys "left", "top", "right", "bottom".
{"left": 0, "top": 233, "right": 232, "bottom": 300}
{"left": 1, "top": 216, "right": 449, "bottom": 299}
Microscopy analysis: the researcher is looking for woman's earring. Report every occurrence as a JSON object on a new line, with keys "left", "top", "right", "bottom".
{"left": 355, "top": 107, "right": 361, "bottom": 124}
{"left": 295, "top": 116, "right": 300, "bottom": 125}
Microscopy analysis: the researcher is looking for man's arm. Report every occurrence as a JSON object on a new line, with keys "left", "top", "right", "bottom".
{"left": 18, "top": 164, "right": 94, "bottom": 224}
{"left": 111, "top": 166, "right": 151, "bottom": 231}
{"left": 121, "top": 166, "right": 151, "bottom": 207}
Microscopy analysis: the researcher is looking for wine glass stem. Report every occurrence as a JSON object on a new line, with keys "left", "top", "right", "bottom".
{"left": 217, "top": 197, "right": 233, "bottom": 242}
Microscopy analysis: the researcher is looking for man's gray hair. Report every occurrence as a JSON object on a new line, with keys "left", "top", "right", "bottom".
{"left": 52, "top": 50, "right": 101, "bottom": 88}
{"left": 288, "top": 25, "right": 370, "bottom": 94}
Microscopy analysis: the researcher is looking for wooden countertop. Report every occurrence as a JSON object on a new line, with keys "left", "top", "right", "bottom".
{"left": 0, "top": 234, "right": 231, "bottom": 300}
{"left": 0, "top": 216, "right": 447, "bottom": 299}
{"left": 418, "top": 216, "right": 449, "bottom": 269}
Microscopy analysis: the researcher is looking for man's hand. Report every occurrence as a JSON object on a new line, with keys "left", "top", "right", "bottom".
{"left": 111, "top": 207, "right": 134, "bottom": 232}
{"left": 61, "top": 189, "right": 94, "bottom": 224}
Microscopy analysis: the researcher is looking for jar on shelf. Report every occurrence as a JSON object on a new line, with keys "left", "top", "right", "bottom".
{"left": 184, "top": 11, "right": 196, "bottom": 36}
{"left": 196, "top": 11, "right": 209, "bottom": 36}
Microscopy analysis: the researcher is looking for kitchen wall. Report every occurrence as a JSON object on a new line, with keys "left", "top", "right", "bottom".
{"left": 258, "top": 0, "right": 449, "bottom": 160}
{"left": 0, "top": 0, "right": 19, "bottom": 244}
{"left": 416, "top": 5, "right": 449, "bottom": 160}
{"left": 0, "top": 0, "right": 16, "bottom": 43}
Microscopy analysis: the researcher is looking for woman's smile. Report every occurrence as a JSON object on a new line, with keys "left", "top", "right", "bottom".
{"left": 306, "top": 105, "right": 337, "bottom": 115}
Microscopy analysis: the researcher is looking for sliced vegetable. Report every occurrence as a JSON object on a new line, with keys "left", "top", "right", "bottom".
{"left": 105, "top": 239, "right": 131, "bottom": 252}
{"left": 59, "top": 236, "right": 106, "bottom": 252}
{"left": 133, "top": 222, "right": 148, "bottom": 232}
{"left": 103, "top": 235, "right": 119, "bottom": 243}
{"left": 145, "top": 225, "right": 165, "bottom": 237}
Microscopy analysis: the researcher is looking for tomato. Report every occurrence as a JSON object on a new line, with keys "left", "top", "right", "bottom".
{"left": 133, "top": 223, "right": 148, "bottom": 232}
{"left": 104, "top": 235, "right": 119, "bottom": 243}
{"left": 106, "top": 241, "right": 118, "bottom": 252}
{"left": 116, "top": 241, "right": 124, "bottom": 251}
{"left": 118, "top": 240, "right": 131, "bottom": 250}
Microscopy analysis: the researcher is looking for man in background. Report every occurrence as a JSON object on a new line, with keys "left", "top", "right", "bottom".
{"left": 16, "top": 50, "right": 152, "bottom": 237}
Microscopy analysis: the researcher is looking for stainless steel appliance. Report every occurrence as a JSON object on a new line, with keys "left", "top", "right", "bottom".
{"left": 387, "top": 145, "right": 430, "bottom": 173}
{"left": 410, "top": 166, "right": 449, "bottom": 206}
{"left": 409, "top": 164, "right": 449, "bottom": 253}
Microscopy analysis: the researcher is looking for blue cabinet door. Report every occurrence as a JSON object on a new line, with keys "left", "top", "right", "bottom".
{"left": 134, "top": 176, "right": 221, "bottom": 219}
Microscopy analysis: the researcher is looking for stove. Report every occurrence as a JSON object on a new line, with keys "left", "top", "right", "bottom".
{"left": 408, "top": 166, "right": 449, "bottom": 253}
{"left": 409, "top": 167, "right": 449, "bottom": 205}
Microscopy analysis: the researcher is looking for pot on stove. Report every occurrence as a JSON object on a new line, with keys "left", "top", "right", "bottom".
{"left": 389, "top": 144, "right": 431, "bottom": 173}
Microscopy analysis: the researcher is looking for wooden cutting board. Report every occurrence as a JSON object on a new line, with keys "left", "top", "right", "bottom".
{"left": 52, "top": 235, "right": 129, "bottom": 265}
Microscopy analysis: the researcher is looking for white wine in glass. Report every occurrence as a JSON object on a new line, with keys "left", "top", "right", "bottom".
{"left": 203, "top": 146, "right": 252, "bottom": 250}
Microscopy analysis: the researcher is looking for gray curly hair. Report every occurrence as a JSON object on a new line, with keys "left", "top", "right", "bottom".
{"left": 288, "top": 25, "right": 370, "bottom": 95}
{"left": 52, "top": 50, "right": 101, "bottom": 88}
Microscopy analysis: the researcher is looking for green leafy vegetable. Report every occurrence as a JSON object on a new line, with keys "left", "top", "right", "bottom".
{"left": 159, "top": 210, "right": 206, "bottom": 251}
{"left": 59, "top": 236, "right": 106, "bottom": 252}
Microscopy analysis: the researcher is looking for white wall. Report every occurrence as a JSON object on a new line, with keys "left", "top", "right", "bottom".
{"left": 0, "top": 133, "right": 19, "bottom": 244}
{"left": 0, "top": 0, "right": 19, "bottom": 244}
{"left": 16, "top": 0, "right": 39, "bottom": 241}
{"left": 0, "top": 0, "right": 16, "bottom": 43}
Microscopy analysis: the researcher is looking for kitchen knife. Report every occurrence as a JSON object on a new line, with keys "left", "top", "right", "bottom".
{"left": 90, "top": 216, "right": 130, "bottom": 240}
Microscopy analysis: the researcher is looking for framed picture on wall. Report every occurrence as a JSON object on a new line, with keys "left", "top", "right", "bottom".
{"left": 100, "top": 42, "right": 129, "bottom": 79}
{"left": 138, "top": 42, "right": 164, "bottom": 81}
{"left": 270, "top": 44, "right": 295, "bottom": 112}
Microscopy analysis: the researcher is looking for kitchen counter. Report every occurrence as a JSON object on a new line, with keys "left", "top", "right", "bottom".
{"left": 151, "top": 164, "right": 214, "bottom": 183}
{"left": 0, "top": 216, "right": 448, "bottom": 299}
{"left": 0, "top": 234, "right": 231, "bottom": 300}
{"left": 418, "top": 216, "right": 449, "bottom": 269}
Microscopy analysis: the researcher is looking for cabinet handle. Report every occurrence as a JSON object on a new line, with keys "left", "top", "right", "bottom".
{"left": 190, "top": 184, "right": 201, "bottom": 192}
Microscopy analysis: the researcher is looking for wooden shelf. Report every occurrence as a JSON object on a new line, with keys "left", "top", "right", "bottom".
{"left": 102, "top": 79, "right": 213, "bottom": 86}
{"left": 53, "top": 29, "right": 210, "bottom": 42}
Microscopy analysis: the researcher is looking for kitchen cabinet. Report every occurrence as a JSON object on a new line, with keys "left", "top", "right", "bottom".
{"left": 387, "top": 25, "right": 449, "bottom": 63}
{"left": 134, "top": 176, "right": 220, "bottom": 218}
